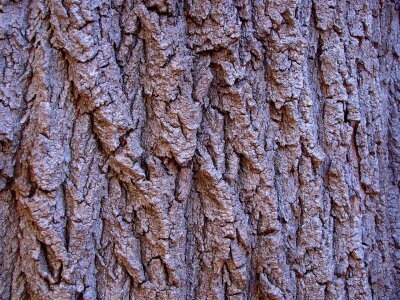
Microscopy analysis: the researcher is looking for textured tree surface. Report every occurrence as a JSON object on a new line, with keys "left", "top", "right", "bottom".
{"left": 0, "top": 0, "right": 399, "bottom": 299}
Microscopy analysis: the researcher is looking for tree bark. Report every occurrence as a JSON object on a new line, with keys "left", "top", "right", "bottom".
{"left": 0, "top": 0, "right": 399, "bottom": 299}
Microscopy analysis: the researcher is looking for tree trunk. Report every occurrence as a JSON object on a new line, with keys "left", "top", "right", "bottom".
{"left": 0, "top": 0, "right": 399, "bottom": 299}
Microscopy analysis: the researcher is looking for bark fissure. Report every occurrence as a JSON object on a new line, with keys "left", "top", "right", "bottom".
{"left": 0, "top": 0, "right": 399, "bottom": 299}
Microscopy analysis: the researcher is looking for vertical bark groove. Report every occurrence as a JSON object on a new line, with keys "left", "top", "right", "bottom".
{"left": 0, "top": 0, "right": 399, "bottom": 299}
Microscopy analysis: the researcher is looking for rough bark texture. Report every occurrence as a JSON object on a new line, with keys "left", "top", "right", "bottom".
{"left": 0, "top": 0, "right": 399, "bottom": 299}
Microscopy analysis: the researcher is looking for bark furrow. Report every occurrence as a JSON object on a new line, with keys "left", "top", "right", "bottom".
{"left": 0, "top": 0, "right": 399, "bottom": 299}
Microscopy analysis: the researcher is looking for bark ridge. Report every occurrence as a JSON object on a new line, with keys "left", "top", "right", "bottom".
{"left": 0, "top": 0, "right": 399, "bottom": 299}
